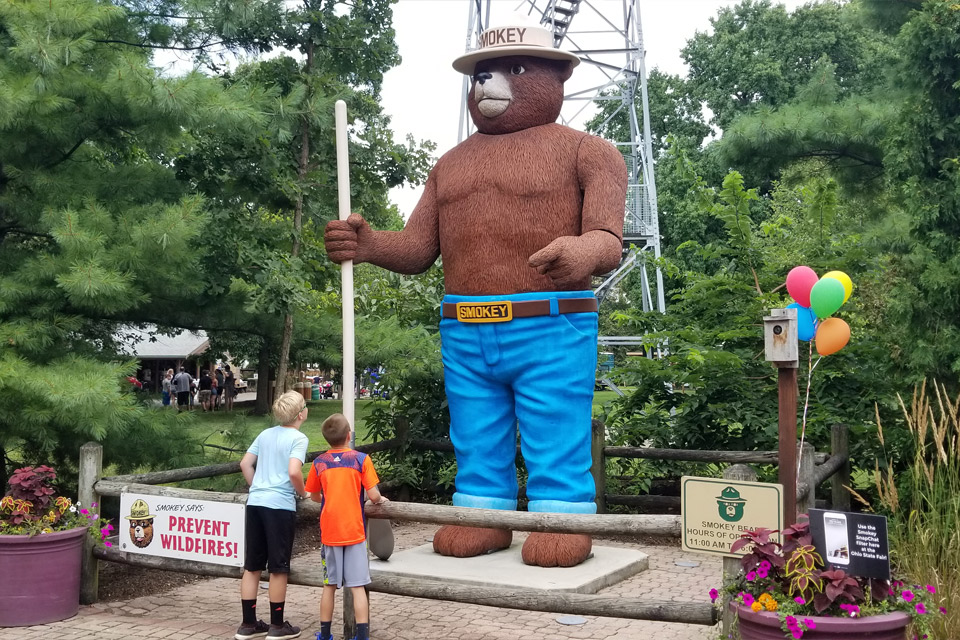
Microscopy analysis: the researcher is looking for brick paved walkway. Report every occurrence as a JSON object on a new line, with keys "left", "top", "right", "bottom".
{"left": 2, "top": 524, "right": 721, "bottom": 640}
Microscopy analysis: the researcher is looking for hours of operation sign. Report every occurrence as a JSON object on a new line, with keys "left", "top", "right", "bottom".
{"left": 681, "top": 476, "right": 783, "bottom": 557}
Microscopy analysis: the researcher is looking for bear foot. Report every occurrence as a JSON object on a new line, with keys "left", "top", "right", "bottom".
{"left": 521, "top": 532, "right": 592, "bottom": 567}
{"left": 432, "top": 525, "right": 512, "bottom": 557}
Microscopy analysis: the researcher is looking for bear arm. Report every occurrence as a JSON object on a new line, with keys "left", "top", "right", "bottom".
{"left": 580, "top": 229, "right": 627, "bottom": 275}
{"left": 577, "top": 134, "right": 627, "bottom": 243}
{"left": 363, "top": 172, "right": 441, "bottom": 274}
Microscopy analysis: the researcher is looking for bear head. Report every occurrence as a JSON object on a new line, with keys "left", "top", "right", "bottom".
{"left": 467, "top": 55, "right": 574, "bottom": 135}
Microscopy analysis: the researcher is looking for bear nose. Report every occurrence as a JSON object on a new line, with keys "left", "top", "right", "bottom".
{"left": 475, "top": 72, "right": 492, "bottom": 85}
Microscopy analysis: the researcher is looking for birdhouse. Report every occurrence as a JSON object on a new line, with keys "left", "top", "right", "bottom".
{"left": 763, "top": 307, "right": 798, "bottom": 368}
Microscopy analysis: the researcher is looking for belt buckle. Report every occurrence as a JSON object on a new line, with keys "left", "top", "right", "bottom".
{"left": 455, "top": 301, "right": 513, "bottom": 323}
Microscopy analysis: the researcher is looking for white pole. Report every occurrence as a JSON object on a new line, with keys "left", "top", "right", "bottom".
{"left": 335, "top": 99, "right": 355, "bottom": 445}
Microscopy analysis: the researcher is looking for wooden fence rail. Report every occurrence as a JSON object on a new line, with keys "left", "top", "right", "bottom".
{"left": 79, "top": 422, "right": 853, "bottom": 633}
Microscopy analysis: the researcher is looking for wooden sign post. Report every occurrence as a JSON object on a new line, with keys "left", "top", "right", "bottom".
{"left": 763, "top": 307, "right": 799, "bottom": 527}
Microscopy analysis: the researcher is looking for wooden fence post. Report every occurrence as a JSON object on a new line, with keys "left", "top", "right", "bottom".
{"left": 831, "top": 424, "right": 851, "bottom": 511}
{"left": 591, "top": 419, "right": 606, "bottom": 514}
{"left": 722, "top": 463, "right": 757, "bottom": 640}
{"left": 797, "top": 442, "right": 815, "bottom": 515}
{"left": 79, "top": 442, "right": 103, "bottom": 604}
{"left": 342, "top": 587, "right": 355, "bottom": 640}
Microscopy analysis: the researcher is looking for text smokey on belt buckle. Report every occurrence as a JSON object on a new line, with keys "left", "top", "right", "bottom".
{"left": 455, "top": 301, "right": 513, "bottom": 323}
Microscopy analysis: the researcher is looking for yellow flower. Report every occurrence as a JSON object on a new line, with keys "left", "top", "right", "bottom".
{"left": 55, "top": 496, "right": 71, "bottom": 513}
{"left": 41, "top": 527, "right": 53, "bottom": 534}
{"left": 765, "top": 599, "right": 778, "bottom": 612}
{"left": 758, "top": 593, "right": 772, "bottom": 603}
{"left": 751, "top": 601, "right": 763, "bottom": 612}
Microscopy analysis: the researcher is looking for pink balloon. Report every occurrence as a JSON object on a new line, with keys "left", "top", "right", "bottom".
{"left": 786, "top": 266, "right": 819, "bottom": 308}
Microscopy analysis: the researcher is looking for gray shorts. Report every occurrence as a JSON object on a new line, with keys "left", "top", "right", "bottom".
{"left": 322, "top": 542, "right": 370, "bottom": 588}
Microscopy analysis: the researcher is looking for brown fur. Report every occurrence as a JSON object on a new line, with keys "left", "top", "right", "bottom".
{"left": 520, "top": 532, "right": 592, "bottom": 567}
{"left": 325, "top": 53, "right": 627, "bottom": 567}
{"left": 432, "top": 525, "right": 512, "bottom": 558}
{"left": 128, "top": 518, "right": 154, "bottom": 548}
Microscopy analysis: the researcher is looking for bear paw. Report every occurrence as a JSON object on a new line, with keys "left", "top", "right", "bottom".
{"left": 521, "top": 532, "right": 592, "bottom": 567}
{"left": 432, "top": 525, "right": 512, "bottom": 557}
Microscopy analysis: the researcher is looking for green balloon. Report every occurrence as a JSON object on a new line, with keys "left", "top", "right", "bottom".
{"left": 809, "top": 277, "right": 845, "bottom": 319}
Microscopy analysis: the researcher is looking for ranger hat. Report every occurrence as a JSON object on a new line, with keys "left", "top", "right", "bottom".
{"left": 452, "top": 24, "right": 581, "bottom": 75}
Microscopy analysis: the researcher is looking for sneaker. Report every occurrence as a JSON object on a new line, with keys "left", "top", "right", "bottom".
{"left": 267, "top": 622, "right": 302, "bottom": 640}
{"left": 235, "top": 620, "right": 269, "bottom": 640}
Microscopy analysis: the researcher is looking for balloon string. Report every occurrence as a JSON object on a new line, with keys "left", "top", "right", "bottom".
{"left": 797, "top": 345, "right": 823, "bottom": 481}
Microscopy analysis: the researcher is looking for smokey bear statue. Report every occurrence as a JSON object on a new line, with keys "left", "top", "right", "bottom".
{"left": 325, "top": 23, "right": 626, "bottom": 568}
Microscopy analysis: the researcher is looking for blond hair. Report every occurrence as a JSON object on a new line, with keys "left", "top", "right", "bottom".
{"left": 273, "top": 391, "right": 306, "bottom": 425}
{"left": 322, "top": 413, "right": 351, "bottom": 447}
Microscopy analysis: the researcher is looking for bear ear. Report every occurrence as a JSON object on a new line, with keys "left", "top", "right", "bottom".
{"left": 556, "top": 61, "right": 575, "bottom": 83}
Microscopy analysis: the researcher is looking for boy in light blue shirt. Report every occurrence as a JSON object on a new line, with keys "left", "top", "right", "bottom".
{"left": 236, "top": 391, "right": 310, "bottom": 640}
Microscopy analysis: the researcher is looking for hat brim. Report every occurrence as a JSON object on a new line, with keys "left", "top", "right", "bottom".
{"left": 452, "top": 46, "right": 581, "bottom": 75}
{"left": 125, "top": 514, "right": 157, "bottom": 519}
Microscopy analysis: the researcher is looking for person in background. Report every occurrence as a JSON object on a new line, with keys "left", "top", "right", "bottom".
{"left": 173, "top": 366, "right": 194, "bottom": 413}
{"left": 215, "top": 367, "right": 226, "bottom": 409}
{"left": 211, "top": 371, "right": 220, "bottom": 411}
{"left": 161, "top": 369, "right": 174, "bottom": 408}
{"left": 235, "top": 391, "right": 309, "bottom": 640}
{"left": 306, "top": 413, "right": 388, "bottom": 640}
{"left": 143, "top": 368, "right": 153, "bottom": 392}
{"left": 224, "top": 365, "right": 237, "bottom": 412}
{"left": 198, "top": 370, "right": 213, "bottom": 412}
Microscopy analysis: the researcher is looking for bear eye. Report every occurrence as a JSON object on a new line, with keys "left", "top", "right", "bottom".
{"left": 510, "top": 64, "right": 525, "bottom": 75}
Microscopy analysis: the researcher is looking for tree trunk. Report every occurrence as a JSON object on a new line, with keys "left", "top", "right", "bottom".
{"left": 274, "top": 40, "right": 314, "bottom": 396}
{"left": 254, "top": 341, "right": 272, "bottom": 416}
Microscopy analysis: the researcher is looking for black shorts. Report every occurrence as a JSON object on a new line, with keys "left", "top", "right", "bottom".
{"left": 244, "top": 505, "right": 296, "bottom": 574}
{"left": 176, "top": 391, "right": 190, "bottom": 406}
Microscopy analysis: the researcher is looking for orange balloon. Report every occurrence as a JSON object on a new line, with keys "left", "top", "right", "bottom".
{"left": 815, "top": 318, "right": 850, "bottom": 356}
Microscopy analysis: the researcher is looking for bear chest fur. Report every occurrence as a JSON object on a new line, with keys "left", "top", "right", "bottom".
{"left": 433, "top": 124, "right": 588, "bottom": 295}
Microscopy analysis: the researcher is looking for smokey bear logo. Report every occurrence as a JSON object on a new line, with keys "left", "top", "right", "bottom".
{"left": 124, "top": 499, "right": 156, "bottom": 548}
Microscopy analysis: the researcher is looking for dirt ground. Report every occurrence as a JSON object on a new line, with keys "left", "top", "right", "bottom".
{"left": 98, "top": 514, "right": 322, "bottom": 602}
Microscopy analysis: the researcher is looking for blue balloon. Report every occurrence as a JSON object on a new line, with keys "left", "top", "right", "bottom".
{"left": 787, "top": 302, "right": 818, "bottom": 342}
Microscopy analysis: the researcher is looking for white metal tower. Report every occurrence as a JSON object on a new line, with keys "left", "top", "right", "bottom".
{"left": 458, "top": 0, "right": 665, "bottom": 314}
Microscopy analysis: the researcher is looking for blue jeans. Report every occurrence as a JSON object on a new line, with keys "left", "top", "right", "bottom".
{"left": 440, "top": 290, "right": 598, "bottom": 515}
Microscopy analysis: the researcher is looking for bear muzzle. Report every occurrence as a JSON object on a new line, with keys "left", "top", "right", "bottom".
{"left": 474, "top": 73, "right": 512, "bottom": 118}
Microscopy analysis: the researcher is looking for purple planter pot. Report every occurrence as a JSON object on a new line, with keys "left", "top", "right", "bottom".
{"left": 734, "top": 604, "right": 910, "bottom": 640}
{"left": 0, "top": 527, "right": 87, "bottom": 627}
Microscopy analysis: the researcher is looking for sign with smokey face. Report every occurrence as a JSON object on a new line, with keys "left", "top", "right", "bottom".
{"left": 119, "top": 493, "right": 245, "bottom": 567}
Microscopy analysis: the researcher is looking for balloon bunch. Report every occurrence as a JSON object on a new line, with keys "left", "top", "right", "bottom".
{"left": 784, "top": 266, "right": 853, "bottom": 356}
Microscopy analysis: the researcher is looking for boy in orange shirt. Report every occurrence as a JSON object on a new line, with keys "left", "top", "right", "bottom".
{"left": 305, "top": 414, "right": 387, "bottom": 640}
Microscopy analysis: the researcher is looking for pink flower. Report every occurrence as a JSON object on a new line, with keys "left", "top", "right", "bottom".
{"left": 790, "top": 629, "right": 802, "bottom": 639}
{"left": 746, "top": 571, "right": 757, "bottom": 581}
{"left": 784, "top": 615, "right": 797, "bottom": 627}
{"left": 759, "top": 560, "right": 771, "bottom": 571}
{"left": 926, "top": 585, "right": 936, "bottom": 595}
{"left": 79, "top": 508, "right": 89, "bottom": 516}
{"left": 104, "top": 540, "right": 112, "bottom": 547}
{"left": 756, "top": 567, "right": 769, "bottom": 579}
{"left": 916, "top": 603, "right": 927, "bottom": 615}
{"left": 794, "top": 597, "right": 805, "bottom": 604}
{"left": 709, "top": 588, "right": 719, "bottom": 602}
{"left": 91, "top": 502, "right": 98, "bottom": 508}
{"left": 741, "top": 592, "right": 755, "bottom": 606}
{"left": 902, "top": 590, "right": 915, "bottom": 602}
{"left": 939, "top": 607, "right": 947, "bottom": 615}
{"left": 803, "top": 619, "right": 816, "bottom": 630}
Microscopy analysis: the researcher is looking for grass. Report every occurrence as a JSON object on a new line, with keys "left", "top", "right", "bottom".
{"left": 873, "top": 381, "right": 959, "bottom": 638}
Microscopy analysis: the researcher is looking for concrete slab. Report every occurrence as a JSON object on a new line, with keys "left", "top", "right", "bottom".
{"left": 370, "top": 543, "right": 648, "bottom": 594}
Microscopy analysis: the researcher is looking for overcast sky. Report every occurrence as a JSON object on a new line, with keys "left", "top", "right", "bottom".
{"left": 381, "top": 0, "right": 806, "bottom": 214}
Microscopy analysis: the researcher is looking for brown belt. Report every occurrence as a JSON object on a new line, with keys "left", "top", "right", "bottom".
{"left": 442, "top": 297, "right": 597, "bottom": 322}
